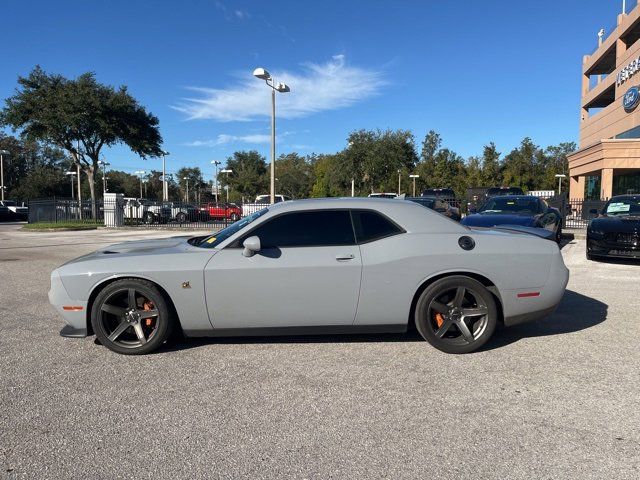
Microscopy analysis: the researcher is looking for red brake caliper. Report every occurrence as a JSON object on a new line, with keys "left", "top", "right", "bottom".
{"left": 433, "top": 312, "right": 445, "bottom": 328}
{"left": 143, "top": 301, "right": 156, "bottom": 327}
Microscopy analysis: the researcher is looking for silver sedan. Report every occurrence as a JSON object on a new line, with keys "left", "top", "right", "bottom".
{"left": 49, "top": 198, "right": 569, "bottom": 355}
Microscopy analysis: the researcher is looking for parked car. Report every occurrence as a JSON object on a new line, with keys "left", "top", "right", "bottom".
{"left": 462, "top": 195, "right": 562, "bottom": 242}
{"left": 466, "top": 187, "right": 525, "bottom": 213}
{"left": 0, "top": 200, "right": 28, "bottom": 221}
{"left": 242, "top": 195, "right": 291, "bottom": 217}
{"left": 164, "top": 202, "right": 199, "bottom": 223}
{"left": 201, "top": 202, "right": 242, "bottom": 222}
{"left": 49, "top": 198, "right": 569, "bottom": 356}
{"left": 586, "top": 195, "right": 640, "bottom": 260}
{"left": 422, "top": 188, "right": 456, "bottom": 200}
{"left": 404, "top": 196, "right": 461, "bottom": 221}
{"left": 122, "top": 198, "right": 171, "bottom": 224}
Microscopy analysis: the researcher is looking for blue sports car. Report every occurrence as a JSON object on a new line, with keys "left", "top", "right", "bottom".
{"left": 461, "top": 195, "right": 562, "bottom": 243}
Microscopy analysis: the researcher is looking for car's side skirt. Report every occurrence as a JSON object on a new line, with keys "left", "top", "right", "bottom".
{"left": 183, "top": 324, "right": 408, "bottom": 338}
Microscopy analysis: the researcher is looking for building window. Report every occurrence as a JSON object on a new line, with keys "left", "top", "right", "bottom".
{"left": 614, "top": 124, "right": 640, "bottom": 139}
{"left": 585, "top": 175, "right": 601, "bottom": 200}
{"left": 613, "top": 171, "right": 640, "bottom": 195}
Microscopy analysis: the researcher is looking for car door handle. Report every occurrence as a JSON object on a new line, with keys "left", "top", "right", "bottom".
{"left": 335, "top": 254, "right": 355, "bottom": 261}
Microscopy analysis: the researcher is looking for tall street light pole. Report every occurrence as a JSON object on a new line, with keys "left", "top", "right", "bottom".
{"left": 98, "top": 160, "right": 110, "bottom": 195}
{"left": 253, "top": 67, "right": 290, "bottom": 204}
{"left": 555, "top": 174, "right": 567, "bottom": 195}
{"left": 65, "top": 171, "right": 77, "bottom": 199}
{"left": 135, "top": 170, "right": 146, "bottom": 198}
{"left": 183, "top": 177, "right": 189, "bottom": 202}
{"left": 211, "top": 160, "right": 221, "bottom": 202}
{"left": 409, "top": 174, "right": 419, "bottom": 197}
{"left": 0, "top": 150, "right": 9, "bottom": 201}
{"left": 397, "top": 170, "right": 402, "bottom": 195}
{"left": 161, "top": 151, "right": 169, "bottom": 201}
{"left": 220, "top": 169, "right": 233, "bottom": 202}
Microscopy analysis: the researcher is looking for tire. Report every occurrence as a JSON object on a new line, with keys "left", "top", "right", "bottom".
{"left": 414, "top": 276, "right": 498, "bottom": 354}
{"left": 143, "top": 211, "right": 155, "bottom": 224}
{"left": 230, "top": 213, "right": 240, "bottom": 222}
{"left": 176, "top": 212, "right": 187, "bottom": 223}
{"left": 91, "top": 279, "right": 174, "bottom": 355}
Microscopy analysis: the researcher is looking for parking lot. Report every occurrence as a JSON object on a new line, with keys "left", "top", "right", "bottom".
{"left": 1, "top": 223, "right": 639, "bottom": 479}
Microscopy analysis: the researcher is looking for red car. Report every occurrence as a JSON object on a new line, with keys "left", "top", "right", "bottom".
{"left": 202, "top": 202, "right": 242, "bottom": 222}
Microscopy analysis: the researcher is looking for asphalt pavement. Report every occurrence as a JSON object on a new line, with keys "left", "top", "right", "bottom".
{"left": 1, "top": 224, "right": 639, "bottom": 479}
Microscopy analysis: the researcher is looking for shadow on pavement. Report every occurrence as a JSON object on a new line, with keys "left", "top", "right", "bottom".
{"left": 156, "top": 290, "right": 607, "bottom": 354}
{"left": 481, "top": 289, "right": 608, "bottom": 351}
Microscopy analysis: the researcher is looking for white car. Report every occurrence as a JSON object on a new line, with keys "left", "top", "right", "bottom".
{"left": 0, "top": 200, "right": 28, "bottom": 220}
{"left": 122, "top": 198, "right": 171, "bottom": 224}
{"left": 49, "top": 198, "right": 569, "bottom": 355}
{"left": 242, "top": 194, "right": 291, "bottom": 216}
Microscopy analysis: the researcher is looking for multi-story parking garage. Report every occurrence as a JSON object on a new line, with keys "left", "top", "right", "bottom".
{"left": 569, "top": 4, "right": 640, "bottom": 199}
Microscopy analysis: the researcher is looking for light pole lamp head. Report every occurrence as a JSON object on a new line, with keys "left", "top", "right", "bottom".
{"left": 276, "top": 83, "right": 290, "bottom": 93}
{"left": 253, "top": 67, "right": 271, "bottom": 80}
{"left": 221, "top": 169, "right": 233, "bottom": 174}
{"left": 0, "top": 150, "right": 9, "bottom": 155}
{"left": 555, "top": 174, "right": 567, "bottom": 178}
{"left": 211, "top": 160, "right": 222, "bottom": 165}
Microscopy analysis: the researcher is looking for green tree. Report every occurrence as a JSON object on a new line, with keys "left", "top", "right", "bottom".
{"left": 345, "top": 129, "right": 417, "bottom": 194}
{"left": 223, "top": 150, "right": 268, "bottom": 202}
{"left": 502, "top": 138, "right": 539, "bottom": 191}
{"left": 480, "top": 142, "right": 502, "bottom": 186}
{"left": 0, "top": 66, "right": 163, "bottom": 213}
{"left": 175, "top": 167, "right": 204, "bottom": 203}
{"left": 275, "top": 152, "right": 313, "bottom": 199}
{"left": 310, "top": 153, "right": 350, "bottom": 197}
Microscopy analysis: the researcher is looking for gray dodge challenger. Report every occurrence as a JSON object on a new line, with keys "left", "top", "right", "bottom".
{"left": 49, "top": 198, "right": 569, "bottom": 355}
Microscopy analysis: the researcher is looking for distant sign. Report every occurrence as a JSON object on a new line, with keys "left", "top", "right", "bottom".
{"left": 617, "top": 57, "right": 640, "bottom": 86}
{"left": 623, "top": 86, "right": 640, "bottom": 112}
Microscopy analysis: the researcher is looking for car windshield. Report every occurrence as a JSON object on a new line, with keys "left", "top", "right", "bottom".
{"left": 604, "top": 199, "right": 640, "bottom": 216}
{"left": 196, "top": 208, "right": 268, "bottom": 248}
{"left": 480, "top": 197, "right": 539, "bottom": 214}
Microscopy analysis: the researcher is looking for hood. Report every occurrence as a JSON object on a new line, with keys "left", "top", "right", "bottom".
{"left": 590, "top": 215, "right": 640, "bottom": 234}
{"left": 61, "top": 236, "right": 194, "bottom": 266}
{"left": 462, "top": 213, "right": 537, "bottom": 228}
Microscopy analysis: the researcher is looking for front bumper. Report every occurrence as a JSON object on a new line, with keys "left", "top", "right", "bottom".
{"left": 48, "top": 270, "right": 88, "bottom": 337}
{"left": 587, "top": 236, "right": 640, "bottom": 258}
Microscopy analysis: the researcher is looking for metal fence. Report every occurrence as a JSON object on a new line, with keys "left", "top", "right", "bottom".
{"left": 543, "top": 196, "right": 608, "bottom": 229}
{"left": 27, "top": 197, "right": 270, "bottom": 229}
{"left": 26, "top": 196, "right": 611, "bottom": 230}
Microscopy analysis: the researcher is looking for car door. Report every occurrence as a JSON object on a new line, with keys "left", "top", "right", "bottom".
{"left": 204, "top": 209, "right": 362, "bottom": 329}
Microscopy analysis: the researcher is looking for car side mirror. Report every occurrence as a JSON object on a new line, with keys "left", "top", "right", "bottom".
{"left": 589, "top": 208, "right": 598, "bottom": 215}
{"left": 242, "top": 236, "right": 261, "bottom": 257}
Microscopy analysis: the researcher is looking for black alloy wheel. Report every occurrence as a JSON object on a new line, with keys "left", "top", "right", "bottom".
{"left": 143, "top": 211, "right": 155, "bottom": 224}
{"left": 91, "top": 279, "right": 174, "bottom": 355}
{"left": 230, "top": 213, "right": 240, "bottom": 222}
{"left": 415, "top": 276, "right": 498, "bottom": 354}
{"left": 176, "top": 212, "right": 187, "bottom": 223}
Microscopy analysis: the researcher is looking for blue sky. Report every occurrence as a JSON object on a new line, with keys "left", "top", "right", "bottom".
{"left": 0, "top": 0, "right": 630, "bottom": 181}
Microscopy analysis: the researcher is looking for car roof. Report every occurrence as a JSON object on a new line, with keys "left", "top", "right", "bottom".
{"left": 610, "top": 195, "right": 640, "bottom": 201}
{"left": 263, "top": 197, "right": 466, "bottom": 233}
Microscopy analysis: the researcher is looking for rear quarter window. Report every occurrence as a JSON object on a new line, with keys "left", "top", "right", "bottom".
{"left": 351, "top": 210, "right": 404, "bottom": 244}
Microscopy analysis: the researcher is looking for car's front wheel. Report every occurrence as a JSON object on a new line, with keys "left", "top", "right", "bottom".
{"left": 230, "top": 212, "right": 240, "bottom": 222}
{"left": 415, "top": 276, "right": 498, "bottom": 354}
{"left": 91, "top": 279, "right": 174, "bottom": 355}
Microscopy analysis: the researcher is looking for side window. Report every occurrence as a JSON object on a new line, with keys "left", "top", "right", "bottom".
{"left": 351, "top": 210, "right": 404, "bottom": 244}
{"left": 242, "top": 210, "right": 355, "bottom": 248}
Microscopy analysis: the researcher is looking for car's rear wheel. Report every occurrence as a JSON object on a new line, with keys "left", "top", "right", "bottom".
{"left": 176, "top": 212, "right": 187, "bottom": 223}
{"left": 143, "top": 211, "right": 155, "bottom": 224}
{"left": 415, "top": 276, "right": 498, "bottom": 354}
{"left": 91, "top": 279, "right": 174, "bottom": 355}
{"left": 556, "top": 224, "right": 563, "bottom": 243}
{"left": 230, "top": 212, "right": 240, "bottom": 222}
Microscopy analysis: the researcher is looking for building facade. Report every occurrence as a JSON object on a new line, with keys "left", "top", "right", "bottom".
{"left": 568, "top": 4, "right": 640, "bottom": 199}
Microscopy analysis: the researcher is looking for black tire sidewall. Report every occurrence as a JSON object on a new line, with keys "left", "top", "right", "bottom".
{"left": 176, "top": 212, "right": 186, "bottom": 223}
{"left": 91, "top": 279, "right": 172, "bottom": 355}
{"left": 415, "top": 276, "right": 498, "bottom": 354}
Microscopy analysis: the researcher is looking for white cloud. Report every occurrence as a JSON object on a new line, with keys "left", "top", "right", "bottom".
{"left": 173, "top": 55, "right": 386, "bottom": 122}
{"left": 184, "top": 131, "right": 292, "bottom": 147}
